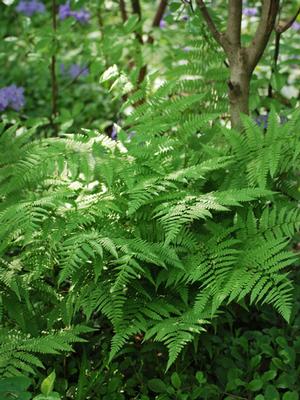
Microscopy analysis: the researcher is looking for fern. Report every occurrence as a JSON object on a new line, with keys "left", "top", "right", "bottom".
{"left": 0, "top": 326, "right": 92, "bottom": 377}
{"left": 0, "top": 99, "right": 299, "bottom": 374}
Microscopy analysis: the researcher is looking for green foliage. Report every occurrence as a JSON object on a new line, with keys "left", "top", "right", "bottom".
{"left": 0, "top": 376, "right": 31, "bottom": 399}
{"left": 0, "top": 102, "right": 298, "bottom": 379}
{"left": 0, "top": 1, "right": 299, "bottom": 398}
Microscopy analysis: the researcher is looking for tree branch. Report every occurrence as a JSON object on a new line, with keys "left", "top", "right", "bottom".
{"left": 268, "top": 6, "right": 299, "bottom": 97}
{"left": 268, "top": 30, "right": 281, "bottom": 97}
{"left": 131, "top": 0, "right": 142, "bottom": 18}
{"left": 152, "top": 0, "right": 168, "bottom": 27}
{"left": 119, "top": 0, "right": 128, "bottom": 22}
{"left": 147, "top": 0, "right": 168, "bottom": 44}
{"left": 196, "top": 0, "right": 226, "bottom": 50}
{"left": 51, "top": 0, "right": 58, "bottom": 136}
{"left": 131, "top": 0, "right": 143, "bottom": 44}
{"left": 247, "top": 0, "right": 280, "bottom": 72}
{"left": 226, "top": 0, "right": 242, "bottom": 48}
{"left": 276, "top": 6, "right": 300, "bottom": 33}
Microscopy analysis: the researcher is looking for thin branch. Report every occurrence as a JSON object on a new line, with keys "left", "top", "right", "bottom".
{"left": 51, "top": 0, "right": 58, "bottom": 136}
{"left": 268, "top": 29, "right": 281, "bottom": 97}
{"left": 137, "top": 0, "right": 169, "bottom": 84}
{"left": 195, "top": 0, "right": 225, "bottom": 49}
{"left": 119, "top": 0, "right": 128, "bottom": 22}
{"left": 247, "top": 0, "right": 280, "bottom": 72}
{"left": 273, "top": 29, "right": 281, "bottom": 68}
{"left": 131, "top": 0, "right": 143, "bottom": 44}
{"left": 62, "top": 62, "right": 92, "bottom": 90}
{"left": 226, "top": 0, "right": 242, "bottom": 48}
{"left": 131, "top": 0, "right": 142, "bottom": 18}
{"left": 183, "top": 0, "right": 194, "bottom": 14}
{"left": 147, "top": 0, "right": 168, "bottom": 44}
{"left": 268, "top": 5, "right": 300, "bottom": 96}
{"left": 276, "top": 6, "right": 300, "bottom": 33}
{"left": 152, "top": 0, "right": 168, "bottom": 27}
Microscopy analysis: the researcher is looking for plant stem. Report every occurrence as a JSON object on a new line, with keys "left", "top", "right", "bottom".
{"left": 119, "top": 0, "right": 128, "bottom": 22}
{"left": 51, "top": 0, "right": 58, "bottom": 136}
{"left": 268, "top": 30, "right": 281, "bottom": 97}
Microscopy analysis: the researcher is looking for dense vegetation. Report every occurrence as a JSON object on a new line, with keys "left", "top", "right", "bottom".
{"left": 0, "top": 0, "right": 299, "bottom": 399}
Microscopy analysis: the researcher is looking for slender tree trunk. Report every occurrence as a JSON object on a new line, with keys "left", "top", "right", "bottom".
{"left": 196, "top": 0, "right": 280, "bottom": 130}
{"left": 228, "top": 53, "right": 251, "bottom": 129}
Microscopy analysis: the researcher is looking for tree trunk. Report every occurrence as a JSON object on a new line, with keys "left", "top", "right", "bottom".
{"left": 228, "top": 56, "right": 251, "bottom": 130}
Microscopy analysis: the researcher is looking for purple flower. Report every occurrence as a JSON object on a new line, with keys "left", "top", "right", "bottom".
{"left": 69, "top": 64, "right": 89, "bottom": 78}
{"left": 58, "top": 1, "right": 71, "bottom": 20}
{"left": 72, "top": 9, "right": 90, "bottom": 24}
{"left": 16, "top": 0, "right": 45, "bottom": 16}
{"left": 58, "top": 1, "right": 90, "bottom": 23}
{"left": 243, "top": 7, "right": 258, "bottom": 16}
{"left": 0, "top": 85, "right": 25, "bottom": 112}
{"left": 159, "top": 19, "right": 166, "bottom": 28}
{"left": 255, "top": 114, "right": 268, "bottom": 129}
{"left": 255, "top": 113, "right": 287, "bottom": 129}
{"left": 0, "top": 91, "right": 9, "bottom": 112}
{"left": 291, "top": 21, "right": 300, "bottom": 31}
{"left": 181, "top": 15, "right": 189, "bottom": 22}
{"left": 61, "top": 63, "right": 89, "bottom": 79}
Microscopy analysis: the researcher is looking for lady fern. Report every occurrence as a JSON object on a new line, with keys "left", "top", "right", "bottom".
{"left": 0, "top": 101, "right": 299, "bottom": 375}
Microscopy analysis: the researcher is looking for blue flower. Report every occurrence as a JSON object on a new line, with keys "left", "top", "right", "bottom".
{"left": 0, "top": 91, "right": 9, "bottom": 112}
{"left": 255, "top": 114, "right": 287, "bottom": 129}
{"left": 243, "top": 7, "right": 257, "bottom": 16}
{"left": 69, "top": 64, "right": 89, "bottom": 78}
{"left": 255, "top": 114, "right": 268, "bottom": 129}
{"left": 72, "top": 9, "right": 90, "bottom": 24}
{"left": 58, "top": 1, "right": 71, "bottom": 20}
{"left": 61, "top": 63, "right": 89, "bottom": 79}
{"left": 58, "top": 1, "right": 90, "bottom": 24}
{"left": 16, "top": 0, "right": 45, "bottom": 16}
{"left": 0, "top": 85, "right": 25, "bottom": 112}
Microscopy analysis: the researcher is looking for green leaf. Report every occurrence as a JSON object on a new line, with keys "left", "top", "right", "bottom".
{"left": 0, "top": 377, "right": 31, "bottom": 393}
{"left": 276, "top": 372, "right": 295, "bottom": 389}
{"left": 169, "top": 2, "right": 182, "bottom": 12}
{"left": 248, "top": 378, "right": 263, "bottom": 391}
{"left": 271, "top": 357, "right": 285, "bottom": 370}
{"left": 148, "top": 379, "right": 167, "bottom": 393}
{"left": 264, "top": 385, "right": 280, "bottom": 400}
{"left": 171, "top": 372, "right": 181, "bottom": 389}
{"left": 33, "top": 393, "right": 61, "bottom": 400}
{"left": 41, "top": 371, "right": 56, "bottom": 396}
{"left": 195, "top": 371, "right": 206, "bottom": 385}
{"left": 250, "top": 354, "right": 262, "bottom": 369}
{"left": 123, "top": 15, "right": 140, "bottom": 34}
{"left": 283, "top": 392, "right": 299, "bottom": 400}
{"left": 262, "top": 370, "right": 277, "bottom": 383}
{"left": 99, "top": 65, "right": 119, "bottom": 83}
{"left": 270, "top": 72, "right": 286, "bottom": 92}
